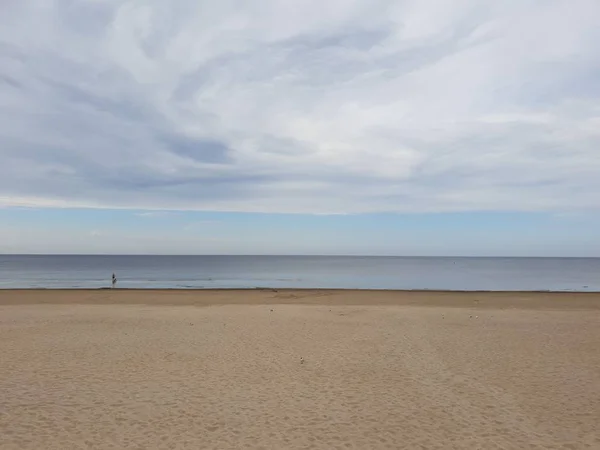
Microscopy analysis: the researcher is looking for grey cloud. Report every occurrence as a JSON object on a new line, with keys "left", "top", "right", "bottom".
{"left": 0, "top": 0, "right": 599, "bottom": 213}
{"left": 55, "top": 0, "right": 117, "bottom": 37}
{"left": 169, "top": 21, "right": 478, "bottom": 101}
{"left": 516, "top": 62, "right": 600, "bottom": 106}
{"left": 43, "top": 80, "right": 152, "bottom": 124}
{"left": 0, "top": 74, "right": 21, "bottom": 89}
{"left": 280, "top": 27, "right": 391, "bottom": 53}
{"left": 158, "top": 134, "right": 232, "bottom": 164}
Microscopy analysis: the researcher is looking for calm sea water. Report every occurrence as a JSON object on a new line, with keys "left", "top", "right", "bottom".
{"left": 0, "top": 255, "right": 599, "bottom": 291}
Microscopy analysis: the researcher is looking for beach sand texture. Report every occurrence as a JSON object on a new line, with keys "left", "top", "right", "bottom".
{"left": 1, "top": 290, "right": 599, "bottom": 449}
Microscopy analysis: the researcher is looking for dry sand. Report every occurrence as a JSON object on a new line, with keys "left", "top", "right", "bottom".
{"left": 1, "top": 290, "right": 599, "bottom": 449}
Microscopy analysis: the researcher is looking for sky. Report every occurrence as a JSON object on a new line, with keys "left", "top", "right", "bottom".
{"left": 0, "top": 0, "right": 599, "bottom": 255}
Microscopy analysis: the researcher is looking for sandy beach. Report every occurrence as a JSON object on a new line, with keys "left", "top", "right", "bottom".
{"left": 1, "top": 290, "right": 599, "bottom": 449}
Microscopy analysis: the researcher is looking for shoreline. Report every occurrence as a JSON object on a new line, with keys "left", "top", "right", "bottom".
{"left": 2, "top": 288, "right": 599, "bottom": 309}
{"left": 1, "top": 287, "right": 599, "bottom": 292}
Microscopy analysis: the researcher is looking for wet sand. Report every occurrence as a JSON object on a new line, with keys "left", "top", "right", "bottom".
{"left": 1, "top": 290, "right": 599, "bottom": 449}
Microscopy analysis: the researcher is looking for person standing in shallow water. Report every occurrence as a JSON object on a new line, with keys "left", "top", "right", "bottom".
{"left": 112, "top": 273, "right": 117, "bottom": 289}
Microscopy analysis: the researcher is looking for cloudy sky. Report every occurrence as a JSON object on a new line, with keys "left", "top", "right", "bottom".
{"left": 1, "top": 0, "right": 599, "bottom": 255}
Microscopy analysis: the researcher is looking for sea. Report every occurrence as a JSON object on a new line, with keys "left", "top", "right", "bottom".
{"left": 0, "top": 255, "right": 599, "bottom": 291}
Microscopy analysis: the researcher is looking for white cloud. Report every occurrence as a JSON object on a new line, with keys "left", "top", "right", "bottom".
{"left": 1, "top": 0, "right": 599, "bottom": 214}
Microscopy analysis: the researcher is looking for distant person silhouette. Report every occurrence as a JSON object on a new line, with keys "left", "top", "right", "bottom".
{"left": 112, "top": 273, "right": 117, "bottom": 289}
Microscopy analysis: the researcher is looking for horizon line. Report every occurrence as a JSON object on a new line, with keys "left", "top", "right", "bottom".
{"left": 1, "top": 254, "right": 599, "bottom": 259}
